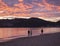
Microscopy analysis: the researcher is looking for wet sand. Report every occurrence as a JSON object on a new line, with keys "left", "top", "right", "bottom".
{"left": 0, "top": 32, "right": 60, "bottom": 46}
{"left": 0, "top": 28, "right": 60, "bottom": 42}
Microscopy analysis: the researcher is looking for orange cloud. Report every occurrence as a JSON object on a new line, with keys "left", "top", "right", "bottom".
{"left": 43, "top": 0, "right": 60, "bottom": 11}
{"left": 0, "top": 0, "right": 33, "bottom": 17}
{"left": 13, "top": 13, "right": 30, "bottom": 17}
{"left": 0, "top": 0, "right": 60, "bottom": 17}
{"left": 14, "top": 0, "right": 33, "bottom": 13}
{"left": 0, "top": 0, "right": 13, "bottom": 16}
{"left": 0, "top": 0, "right": 7, "bottom": 10}
{"left": 30, "top": 12, "right": 47, "bottom": 17}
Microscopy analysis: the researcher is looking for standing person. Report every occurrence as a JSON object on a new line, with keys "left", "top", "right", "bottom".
{"left": 28, "top": 29, "right": 32, "bottom": 37}
{"left": 41, "top": 29, "right": 43, "bottom": 34}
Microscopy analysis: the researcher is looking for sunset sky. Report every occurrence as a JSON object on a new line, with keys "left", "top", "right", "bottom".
{"left": 0, "top": 0, "right": 60, "bottom": 21}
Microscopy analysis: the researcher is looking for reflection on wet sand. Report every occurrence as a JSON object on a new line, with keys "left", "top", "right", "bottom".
{"left": 0, "top": 28, "right": 28, "bottom": 38}
{"left": 0, "top": 28, "right": 60, "bottom": 42}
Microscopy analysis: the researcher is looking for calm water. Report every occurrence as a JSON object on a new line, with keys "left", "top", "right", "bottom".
{"left": 0, "top": 27, "right": 60, "bottom": 42}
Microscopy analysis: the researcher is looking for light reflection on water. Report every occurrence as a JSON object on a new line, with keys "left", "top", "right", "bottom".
{"left": 0, "top": 27, "right": 60, "bottom": 42}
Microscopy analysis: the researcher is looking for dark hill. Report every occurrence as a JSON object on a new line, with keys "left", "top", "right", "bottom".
{"left": 0, "top": 18, "right": 60, "bottom": 27}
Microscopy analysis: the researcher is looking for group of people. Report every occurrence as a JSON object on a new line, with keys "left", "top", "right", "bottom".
{"left": 28, "top": 29, "right": 43, "bottom": 36}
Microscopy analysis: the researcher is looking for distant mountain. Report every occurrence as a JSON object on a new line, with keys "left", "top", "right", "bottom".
{"left": 0, "top": 17, "right": 60, "bottom": 27}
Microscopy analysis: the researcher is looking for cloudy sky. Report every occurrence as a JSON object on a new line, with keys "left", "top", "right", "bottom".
{"left": 0, "top": 0, "right": 60, "bottom": 21}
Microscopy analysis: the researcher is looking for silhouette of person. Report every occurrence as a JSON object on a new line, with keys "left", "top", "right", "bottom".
{"left": 28, "top": 29, "right": 32, "bottom": 36}
{"left": 41, "top": 29, "right": 43, "bottom": 34}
